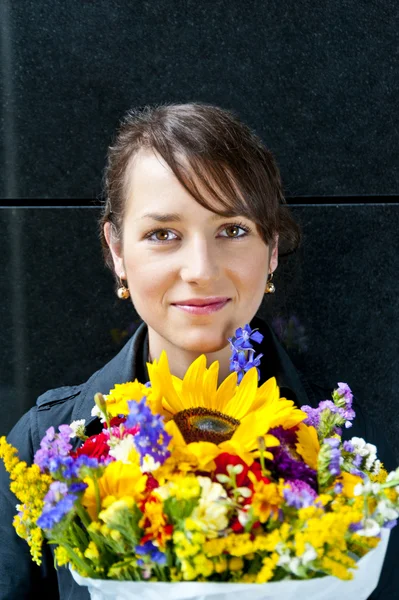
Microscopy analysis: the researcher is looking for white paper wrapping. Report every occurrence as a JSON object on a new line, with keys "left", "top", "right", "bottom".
{"left": 70, "top": 529, "right": 389, "bottom": 600}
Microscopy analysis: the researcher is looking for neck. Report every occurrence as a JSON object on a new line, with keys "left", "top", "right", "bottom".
{"left": 147, "top": 331, "right": 233, "bottom": 384}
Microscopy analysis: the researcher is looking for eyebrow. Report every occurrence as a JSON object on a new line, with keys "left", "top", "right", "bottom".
{"left": 139, "top": 211, "right": 238, "bottom": 222}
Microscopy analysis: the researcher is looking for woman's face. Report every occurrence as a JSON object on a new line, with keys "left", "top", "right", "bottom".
{"left": 105, "top": 149, "right": 278, "bottom": 357}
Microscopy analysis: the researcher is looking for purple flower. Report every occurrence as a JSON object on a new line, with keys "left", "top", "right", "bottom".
{"left": 334, "top": 482, "right": 343, "bottom": 494}
{"left": 383, "top": 520, "right": 397, "bottom": 530}
{"left": 343, "top": 441, "right": 355, "bottom": 453}
{"left": 34, "top": 425, "right": 73, "bottom": 473}
{"left": 332, "top": 383, "right": 356, "bottom": 426}
{"left": 353, "top": 453, "right": 363, "bottom": 468}
{"left": 37, "top": 481, "right": 77, "bottom": 530}
{"left": 126, "top": 398, "right": 171, "bottom": 466}
{"left": 301, "top": 405, "right": 321, "bottom": 428}
{"left": 283, "top": 480, "right": 317, "bottom": 508}
{"left": 337, "top": 383, "right": 353, "bottom": 403}
{"left": 349, "top": 521, "right": 363, "bottom": 532}
{"left": 267, "top": 427, "right": 318, "bottom": 490}
{"left": 325, "top": 438, "right": 342, "bottom": 476}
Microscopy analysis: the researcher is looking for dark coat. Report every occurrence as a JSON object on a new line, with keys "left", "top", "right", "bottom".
{"left": 0, "top": 318, "right": 397, "bottom": 599}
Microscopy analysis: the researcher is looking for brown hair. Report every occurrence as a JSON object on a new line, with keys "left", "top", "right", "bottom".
{"left": 99, "top": 102, "right": 301, "bottom": 274}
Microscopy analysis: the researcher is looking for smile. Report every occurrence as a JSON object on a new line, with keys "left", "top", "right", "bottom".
{"left": 172, "top": 297, "right": 231, "bottom": 315}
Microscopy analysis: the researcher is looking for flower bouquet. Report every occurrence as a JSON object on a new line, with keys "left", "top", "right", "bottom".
{"left": 1, "top": 325, "right": 398, "bottom": 600}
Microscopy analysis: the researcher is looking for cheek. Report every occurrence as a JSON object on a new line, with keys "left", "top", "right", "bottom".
{"left": 123, "top": 246, "right": 175, "bottom": 308}
{"left": 230, "top": 247, "right": 269, "bottom": 292}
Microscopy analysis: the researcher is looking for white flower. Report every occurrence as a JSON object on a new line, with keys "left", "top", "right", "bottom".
{"left": 386, "top": 468, "right": 399, "bottom": 492}
{"left": 387, "top": 467, "right": 399, "bottom": 481}
{"left": 377, "top": 500, "right": 399, "bottom": 522}
{"left": 69, "top": 419, "right": 86, "bottom": 439}
{"left": 141, "top": 454, "right": 161, "bottom": 473}
{"left": 354, "top": 480, "right": 380, "bottom": 496}
{"left": 189, "top": 477, "right": 231, "bottom": 538}
{"left": 108, "top": 435, "right": 136, "bottom": 463}
{"left": 372, "top": 459, "right": 382, "bottom": 475}
{"left": 356, "top": 518, "right": 381, "bottom": 537}
{"left": 237, "top": 508, "right": 250, "bottom": 527}
{"left": 91, "top": 404, "right": 106, "bottom": 422}
{"left": 301, "top": 543, "right": 317, "bottom": 565}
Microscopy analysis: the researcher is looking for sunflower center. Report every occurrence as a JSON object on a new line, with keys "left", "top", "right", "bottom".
{"left": 173, "top": 407, "right": 240, "bottom": 444}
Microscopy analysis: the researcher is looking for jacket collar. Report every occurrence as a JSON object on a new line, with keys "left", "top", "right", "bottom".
{"left": 72, "top": 318, "right": 311, "bottom": 430}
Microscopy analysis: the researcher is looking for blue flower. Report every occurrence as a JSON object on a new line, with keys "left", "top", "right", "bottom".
{"left": 136, "top": 541, "right": 167, "bottom": 565}
{"left": 228, "top": 324, "right": 264, "bottom": 382}
{"left": 126, "top": 398, "right": 171, "bottom": 467}
{"left": 37, "top": 481, "right": 77, "bottom": 530}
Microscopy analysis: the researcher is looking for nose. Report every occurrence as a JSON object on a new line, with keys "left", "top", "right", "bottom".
{"left": 180, "top": 236, "right": 220, "bottom": 286}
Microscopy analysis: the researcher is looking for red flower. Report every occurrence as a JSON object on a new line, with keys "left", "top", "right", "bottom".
{"left": 214, "top": 453, "right": 270, "bottom": 490}
{"left": 71, "top": 432, "right": 110, "bottom": 462}
{"left": 145, "top": 473, "right": 159, "bottom": 493}
{"left": 104, "top": 416, "right": 127, "bottom": 428}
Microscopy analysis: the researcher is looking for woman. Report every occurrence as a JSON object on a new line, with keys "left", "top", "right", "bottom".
{"left": 0, "top": 103, "right": 397, "bottom": 599}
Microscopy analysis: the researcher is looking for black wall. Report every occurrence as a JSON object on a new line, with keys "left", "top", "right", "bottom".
{"left": 1, "top": 1, "right": 398, "bottom": 199}
{"left": 1, "top": 5, "right": 398, "bottom": 456}
{"left": 1, "top": 206, "right": 398, "bottom": 460}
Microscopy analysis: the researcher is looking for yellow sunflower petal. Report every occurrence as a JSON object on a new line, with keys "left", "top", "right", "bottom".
{"left": 265, "top": 399, "right": 307, "bottom": 430}
{"left": 202, "top": 361, "right": 219, "bottom": 410}
{"left": 152, "top": 351, "right": 186, "bottom": 413}
{"left": 164, "top": 419, "right": 186, "bottom": 447}
{"left": 181, "top": 355, "right": 207, "bottom": 408}
{"left": 214, "top": 370, "right": 238, "bottom": 412}
{"left": 295, "top": 422, "right": 320, "bottom": 470}
{"left": 250, "top": 377, "right": 280, "bottom": 412}
{"left": 218, "top": 411, "right": 278, "bottom": 464}
{"left": 223, "top": 367, "right": 258, "bottom": 420}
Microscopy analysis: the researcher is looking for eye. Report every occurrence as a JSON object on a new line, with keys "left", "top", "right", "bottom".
{"left": 218, "top": 223, "right": 250, "bottom": 238}
{"left": 145, "top": 228, "right": 179, "bottom": 243}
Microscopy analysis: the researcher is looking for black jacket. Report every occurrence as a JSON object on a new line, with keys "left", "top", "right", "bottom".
{"left": 0, "top": 318, "right": 397, "bottom": 599}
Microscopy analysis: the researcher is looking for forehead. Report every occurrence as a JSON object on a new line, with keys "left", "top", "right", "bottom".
{"left": 123, "top": 149, "right": 231, "bottom": 219}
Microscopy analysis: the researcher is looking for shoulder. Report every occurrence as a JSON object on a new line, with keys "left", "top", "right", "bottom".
{"left": 6, "top": 383, "right": 86, "bottom": 460}
{"left": 36, "top": 383, "right": 84, "bottom": 409}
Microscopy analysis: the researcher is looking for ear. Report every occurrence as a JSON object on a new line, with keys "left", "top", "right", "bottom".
{"left": 103, "top": 222, "right": 125, "bottom": 278}
{"left": 269, "top": 233, "right": 279, "bottom": 273}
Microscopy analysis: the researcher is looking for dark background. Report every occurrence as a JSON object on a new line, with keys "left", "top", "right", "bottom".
{"left": 1, "top": 1, "right": 398, "bottom": 200}
{"left": 0, "top": 3, "right": 398, "bottom": 457}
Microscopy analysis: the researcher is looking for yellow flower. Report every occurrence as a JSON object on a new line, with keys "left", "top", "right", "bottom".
{"left": 54, "top": 546, "right": 70, "bottom": 567}
{"left": 147, "top": 352, "right": 306, "bottom": 464}
{"left": 295, "top": 423, "right": 320, "bottom": 469}
{"left": 139, "top": 496, "right": 172, "bottom": 550}
{"left": 0, "top": 437, "right": 52, "bottom": 565}
{"left": 104, "top": 380, "right": 150, "bottom": 417}
{"left": 84, "top": 541, "right": 100, "bottom": 561}
{"left": 249, "top": 475, "right": 284, "bottom": 523}
{"left": 338, "top": 472, "right": 364, "bottom": 498}
{"left": 82, "top": 461, "right": 147, "bottom": 520}
{"left": 256, "top": 552, "right": 280, "bottom": 583}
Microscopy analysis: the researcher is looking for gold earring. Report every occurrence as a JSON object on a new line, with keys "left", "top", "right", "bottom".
{"left": 265, "top": 272, "right": 275, "bottom": 294}
{"left": 117, "top": 276, "right": 130, "bottom": 300}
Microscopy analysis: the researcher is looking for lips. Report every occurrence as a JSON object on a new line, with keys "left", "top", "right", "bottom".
{"left": 172, "top": 297, "right": 231, "bottom": 315}
{"left": 172, "top": 297, "right": 230, "bottom": 307}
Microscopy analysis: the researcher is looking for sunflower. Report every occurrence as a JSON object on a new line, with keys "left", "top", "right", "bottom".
{"left": 147, "top": 352, "right": 307, "bottom": 464}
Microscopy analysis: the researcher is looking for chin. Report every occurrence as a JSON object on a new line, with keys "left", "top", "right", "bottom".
{"left": 176, "top": 329, "right": 231, "bottom": 355}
